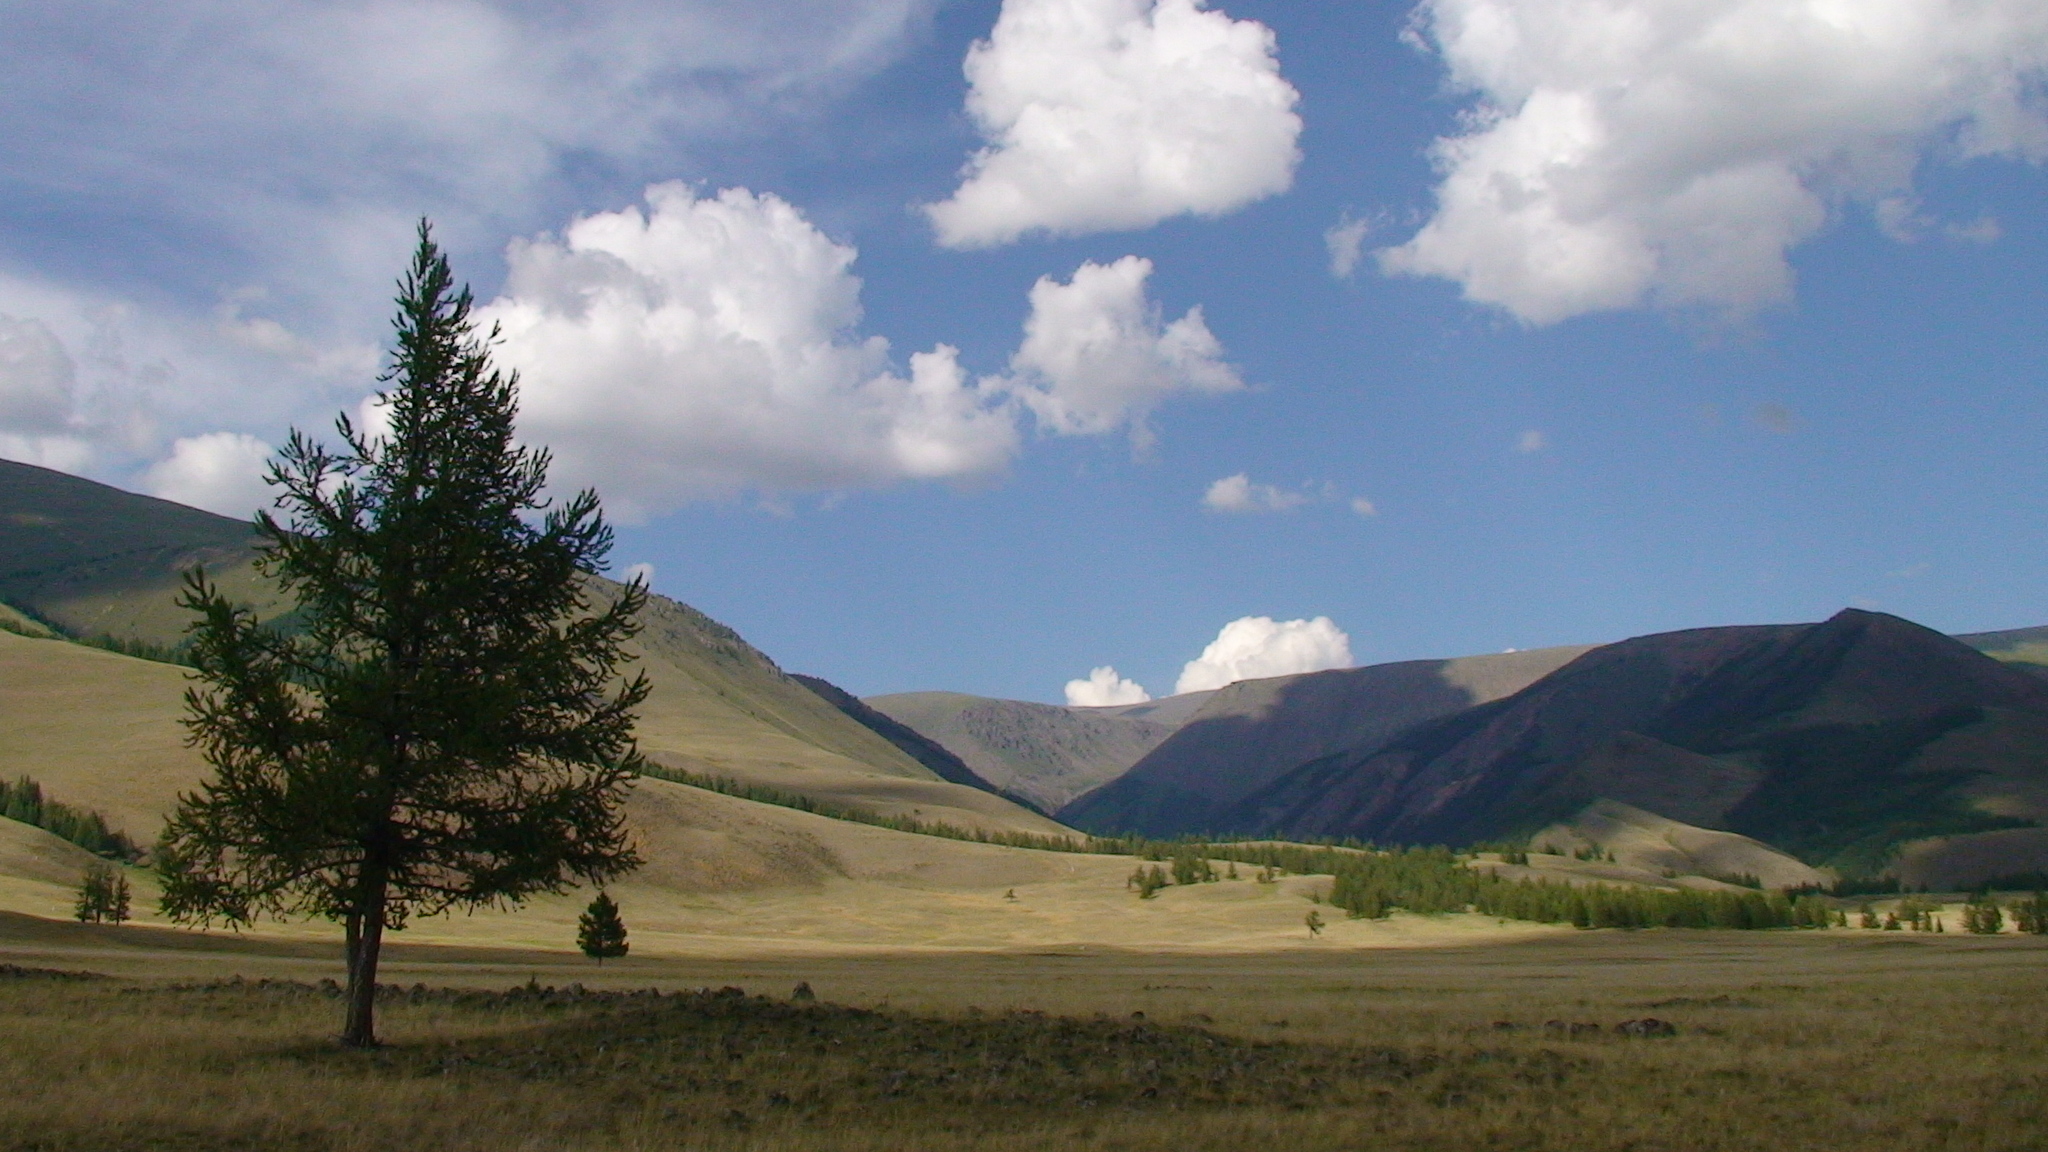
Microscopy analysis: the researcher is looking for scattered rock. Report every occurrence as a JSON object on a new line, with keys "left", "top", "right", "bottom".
{"left": 0, "top": 964, "right": 103, "bottom": 982}
{"left": 791, "top": 981, "right": 815, "bottom": 1002}
{"left": 1617, "top": 1018, "right": 1677, "bottom": 1037}
{"left": 1543, "top": 1020, "right": 1603, "bottom": 1036}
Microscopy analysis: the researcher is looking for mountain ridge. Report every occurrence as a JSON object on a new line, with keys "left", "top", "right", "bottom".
{"left": 1213, "top": 610, "right": 2048, "bottom": 882}
{"left": 1057, "top": 645, "right": 1596, "bottom": 837}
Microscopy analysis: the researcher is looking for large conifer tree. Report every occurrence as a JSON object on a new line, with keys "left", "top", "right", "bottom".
{"left": 158, "top": 224, "right": 647, "bottom": 1047}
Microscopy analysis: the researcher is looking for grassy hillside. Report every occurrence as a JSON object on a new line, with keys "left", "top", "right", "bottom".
{"left": 1955, "top": 624, "right": 2048, "bottom": 670}
{"left": 0, "top": 462, "right": 1059, "bottom": 838}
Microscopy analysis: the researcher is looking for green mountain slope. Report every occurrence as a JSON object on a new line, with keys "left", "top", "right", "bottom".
{"left": 0, "top": 460, "right": 284, "bottom": 643}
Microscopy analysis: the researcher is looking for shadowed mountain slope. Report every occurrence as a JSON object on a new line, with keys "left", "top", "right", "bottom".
{"left": 1221, "top": 610, "right": 2048, "bottom": 881}
{"left": 861, "top": 692, "right": 1202, "bottom": 813}
{"left": 1058, "top": 646, "right": 1594, "bottom": 837}
{"left": 0, "top": 459, "right": 283, "bottom": 643}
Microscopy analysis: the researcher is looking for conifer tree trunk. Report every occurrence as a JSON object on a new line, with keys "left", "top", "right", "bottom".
{"left": 343, "top": 876, "right": 388, "bottom": 1048}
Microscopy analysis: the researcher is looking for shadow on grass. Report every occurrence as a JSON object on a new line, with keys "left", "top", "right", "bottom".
{"left": 189, "top": 977, "right": 1583, "bottom": 1129}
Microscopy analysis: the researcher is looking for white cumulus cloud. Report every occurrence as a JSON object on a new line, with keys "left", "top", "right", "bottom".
{"left": 1065, "top": 665, "right": 1153, "bottom": 706}
{"left": 1382, "top": 0, "right": 2048, "bottom": 324}
{"left": 1175, "top": 615, "right": 1353, "bottom": 694}
{"left": 926, "top": 0, "right": 1302, "bottom": 248}
{"left": 621, "top": 562, "right": 656, "bottom": 587}
{"left": 1202, "top": 472, "right": 1307, "bottom": 513}
{"left": 1005, "top": 256, "right": 1242, "bottom": 447}
{"left": 480, "top": 192, "right": 1239, "bottom": 517}
{"left": 142, "top": 431, "right": 276, "bottom": 518}
{"left": 480, "top": 184, "right": 1021, "bottom": 519}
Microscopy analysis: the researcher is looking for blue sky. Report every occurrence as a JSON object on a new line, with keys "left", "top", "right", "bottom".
{"left": 2, "top": 1, "right": 2045, "bottom": 702}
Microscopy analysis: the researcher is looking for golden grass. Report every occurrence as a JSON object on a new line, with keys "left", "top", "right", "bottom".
{"left": 3, "top": 914, "right": 2044, "bottom": 1152}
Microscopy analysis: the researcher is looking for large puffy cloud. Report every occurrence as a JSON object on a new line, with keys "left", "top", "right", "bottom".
{"left": 1064, "top": 665, "right": 1153, "bottom": 706}
{"left": 926, "top": 0, "right": 1301, "bottom": 248}
{"left": 481, "top": 184, "right": 1018, "bottom": 516}
{"left": 1382, "top": 0, "right": 2048, "bottom": 324}
{"left": 141, "top": 432, "right": 277, "bottom": 518}
{"left": 1174, "top": 615, "right": 1353, "bottom": 694}
{"left": 0, "top": 2, "right": 938, "bottom": 492}
{"left": 1005, "top": 256, "right": 1242, "bottom": 447}
{"left": 480, "top": 188, "right": 1235, "bottom": 515}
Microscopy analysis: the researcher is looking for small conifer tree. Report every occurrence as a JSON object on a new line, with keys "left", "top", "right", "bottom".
{"left": 73, "top": 863, "right": 129, "bottom": 924}
{"left": 1305, "top": 909, "right": 1324, "bottom": 937}
{"left": 2013, "top": 891, "right": 2048, "bottom": 935}
{"left": 74, "top": 864, "right": 109, "bottom": 923}
{"left": 1962, "top": 894, "right": 2005, "bottom": 935}
{"left": 1131, "top": 864, "right": 1169, "bottom": 899}
{"left": 578, "top": 891, "right": 629, "bottom": 963}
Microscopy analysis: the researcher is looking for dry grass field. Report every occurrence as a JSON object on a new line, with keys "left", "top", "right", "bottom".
{"left": 2, "top": 911, "right": 2043, "bottom": 1152}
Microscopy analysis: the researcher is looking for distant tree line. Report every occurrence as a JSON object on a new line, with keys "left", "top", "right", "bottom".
{"left": 1959, "top": 891, "right": 2048, "bottom": 935}
{"left": 0, "top": 776, "right": 139, "bottom": 860}
{"left": 0, "top": 598, "right": 194, "bottom": 666}
{"left": 1470, "top": 878, "right": 1836, "bottom": 930}
{"left": 1318, "top": 845, "right": 1836, "bottom": 929}
{"left": 635, "top": 767, "right": 2048, "bottom": 935}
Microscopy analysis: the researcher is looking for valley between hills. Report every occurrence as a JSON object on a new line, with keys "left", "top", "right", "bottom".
{"left": 6, "top": 455, "right": 2048, "bottom": 955}
{"left": 6, "top": 457, "right": 2048, "bottom": 1152}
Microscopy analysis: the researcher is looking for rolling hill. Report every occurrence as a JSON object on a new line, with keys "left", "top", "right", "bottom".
{"left": 0, "top": 460, "right": 1062, "bottom": 840}
{"left": 1058, "top": 645, "right": 1595, "bottom": 837}
{"left": 1956, "top": 624, "right": 2048, "bottom": 672}
{"left": 1214, "top": 610, "right": 2048, "bottom": 883}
